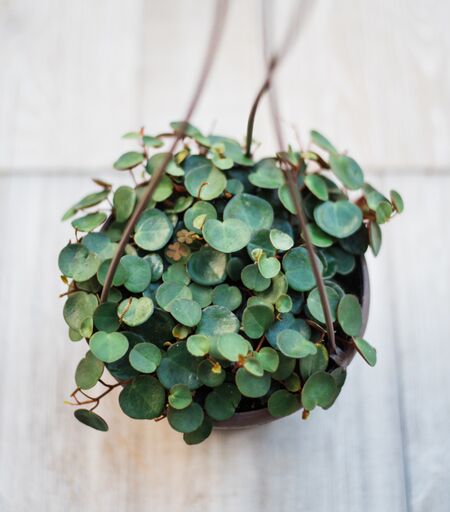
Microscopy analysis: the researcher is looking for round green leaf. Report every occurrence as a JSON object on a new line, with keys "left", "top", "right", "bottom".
{"left": 156, "top": 341, "right": 202, "bottom": 390}
{"left": 196, "top": 305, "right": 239, "bottom": 337}
{"left": 169, "top": 298, "right": 202, "bottom": 327}
{"left": 275, "top": 294, "right": 293, "bottom": 313}
{"left": 329, "top": 154, "right": 364, "bottom": 190}
{"left": 354, "top": 337, "right": 377, "bottom": 366}
{"left": 255, "top": 347, "right": 279, "bottom": 373}
{"left": 248, "top": 158, "right": 284, "bottom": 189}
{"left": 217, "top": 333, "right": 249, "bottom": 361}
{"left": 184, "top": 201, "right": 217, "bottom": 234}
{"left": 187, "top": 246, "right": 227, "bottom": 286}
{"left": 202, "top": 218, "right": 251, "bottom": 253}
{"left": 269, "top": 229, "right": 293, "bottom": 251}
{"left": 120, "top": 255, "right": 152, "bottom": 292}
{"left": 300, "top": 345, "right": 329, "bottom": 380}
{"left": 257, "top": 253, "right": 281, "bottom": 279}
{"left": 242, "top": 303, "right": 275, "bottom": 339}
{"left": 156, "top": 282, "right": 192, "bottom": 311}
{"left": 243, "top": 356, "right": 264, "bottom": 377}
{"left": 186, "top": 334, "right": 210, "bottom": 357}
{"left": 71, "top": 212, "right": 107, "bottom": 233}
{"left": 129, "top": 342, "right": 161, "bottom": 373}
{"left": 152, "top": 175, "right": 174, "bottom": 202}
{"left": 188, "top": 283, "right": 213, "bottom": 308}
{"left": 306, "top": 286, "right": 340, "bottom": 323}
{"left": 93, "top": 302, "right": 120, "bottom": 333}
{"left": 266, "top": 313, "right": 311, "bottom": 348}
{"left": 197, "top": 359, "right": 226, "bottom": 387}
{"left": 74, "top": 409, "right": 108, "bottom": 432}
{"left": 184, "top": 157, "right": 226, "bottom": 200}
{"left": 97, "top": 258, "right": 127, "bottom": 286}
{"left": 162, "top": 262, "right": 190, "bottom": 285}
{"left": 277, "top": 329, "right": 317, "bottom": 358}
{"left": 119, "top": 375, "right": 166, "bottom": 419}
{"left": 167, "top": 402, "right": 204, "bottom": 433}
{"left": 82, "top": 232, "right": 116, "bottom": 259}
{"left": 113, "top": 186, "right": 136, "bottom": 222}
{"left": 305, "top": 174, "right": 329, "bottom": 201}
{"left": 63, "top": 291, "right": 98, "bottom": 331}
{"left": 271, "top": 353, "right": 296, "bottom": 380}
{"left": 301, "top": 371, "right": 338, "bottom": 411}
{"left": 241, "top": 264, "right": 271, "bottom": 292}
{"left": 183, "top": 418, "right": 213, "bottom": 445}
{"left": 268, "top": 390, "right": 301, "bottom": 417}
{"left": 338, "top": 225, "right": 369, "bottom": 255}
{"left": 310, "top": 130, "right": 337, "bottom": 153}
{"left": 327, "top": 246, "right": 356, "bottom": 275}
{"left": 305, "top": 223, "right": 334, "bottom": 248}
{"left": 314, "top": 200, "right": 363, "bottom": 239}
{"left": 204, "top": 390, "right": 236, "bottom": 421}
{"left": 375, "top": 201, "right": 393, "bottom": 224}
{"left": 212, "top": 284, "right": 242, "bottom": 311}
{"left": 75, "top": 351, "right": 104, "bottom": 390}
{"left": 390, "top": 190, "right": 404, "bottom": 213}
{"left": 337, "top": 294, "right": 362, "bottom": 336}
{"left": 134, "top": 209, "right": 173, "bottom": 251}
{"left": 247, "top": 229, "right": 277, "bottom": 257}
{"left": 223, "top": 193, "right": 274, "bottom": 233}
{"left": 90, "top": 331, "right": 129, "bottom": 363}
{"left": 59, "top": 244, "right": 101, "bottom": 281}
{"left": 168, "top": 384, "right": 193, "bottom": 410}
{"left": 147, "top": 152, "right": 184, "bottom": 177}
{"left": 117, "top": 297, "right": 154, "bottom": 326}
{"left": 235, "top": 368, "right": 271, "bottom": 398}
{"left": 282, "top": 247, "right": 323, "bottom": 292}
{"left": 113, "top": 151, "right": 144, "bottom": 170}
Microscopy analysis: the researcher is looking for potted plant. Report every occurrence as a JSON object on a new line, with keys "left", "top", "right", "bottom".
{"left": 58, "top": 123, "right": 403, "bottom": 444}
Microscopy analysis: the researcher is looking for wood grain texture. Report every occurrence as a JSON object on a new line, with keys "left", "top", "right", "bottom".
{"left": 2, "top": 173, "right": 449, "bottom": 511}
{"left": 1, "top": 0, "right": 450, "bottom": 172}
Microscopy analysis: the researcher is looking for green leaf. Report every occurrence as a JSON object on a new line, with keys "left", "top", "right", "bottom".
{"left": 269, "top": 228, "right": 293, "bottom": 251}
{"left": 277, "top": 329, "right": 317, "bottom": 358}
{"left": 242, "top": 303, "right": 275, "bottom": 339}
{"left": 196, "top": 305, "right": 239, "bottom": 337}
{"left": 129, "top": 342, "right": 161, "bottom": 373}
{"left": 256, "top": 347, "right": 279, "bottom": 373}
{"left": 90, "top": 331, "right": 129, "bottom": 363}
{"left": 235, "top": 368, "right": 271, "bottom": 398}
{"left": 243, "top": 356, "right": 264, "bottom": 377}
{"left": 241, "top": 263, "right": 271, "bottom": 292}
{"left": 167, "top": 402, "right": 204, "bottom": 433}
{"left": 247, "top": 229, "right": 277, "bottom": 257}
{"left": 257, "top": 253, "right": 281, "bottom": 279}
{"left": 338, "top": 225, "right": 369, "bottom": 255}
{"left": 59, "top": 244, "right": 101, "bottom": 281}
{"left": 97, "top": 258, "right": 127, "bottom": 287}
{"left": 183, "top": 418, "right": 213, "bottom": 445}
{"left": 63, "top": 291, "right": 98, "bottom": 331}
{"left": 189, "top": 283, "right": 213, "bottom": 308}
{"left": 217, "top": 333, "right": 249, "bottom": 361}
{"left": 202, "top": 218, "right": 251, "bottom": 254}
{"left": 134, "top": 209, "right": 174, "bottom": 251}
{"left": 183, "top": 201, "right": 217, "bottom": 234}
{"left": 143, "top": 135, "right": 164, "bottom": 148}
{"left": 74, "top": 409, "right": 108, "bottom": 432}
{"left": 184, "top": 156, "right": 227, "bottom": 200}
{"left": 278, "top": 183, "right": 296, "bottom": 214}
{"left": 208, "top": 135, "right": 252, "bottom": 166}
{"left": 375, "top": 201, "right": 393, "bottom": 224}
{"left": 248, "top": 158, "right": 284, "bottom": 189}
{"left": 187, "top": 246, "right": 227, "bottom": 286}
{"left": 197, "top": 359, "right": 226, "bottom": 387}
{"left": 314, "top": 200, "right": 363, "bottom": 238}
{"left": 329, "top": 154, "right": 364, "bottom": 190}
{"left": 363, "top": 183, "right": 388, "bottom": 211}
{"left": 300, "top": 345, "right": 329, "bottom": 380}
{"left": 168, "top": 384, "right": 193, "bottom": 410}
{"left": 204, "top": 383, "right": 241, "bottom": 421}
{"left": 145, "top": 254, "right": 164, "bottom": 282}
{"left": 271, "top": 353, "right": 296, "bottom": 380}
{"left": 82, "top": 232, "right": 116, "bottom": 259}
{"left": 354, "top": 337, "right": 377, "bottom": 366}
{"left": 266, "top": 313, "right": 311, "bottom": 348}
{"left": 93, "top": 302, "right": 120, "bottom": 333}
{"left": 327, "top": 246, "right": 355, "bottom": 275}
{"left": 186, "top": 334, "right": 210, "bottom": 357}
{"left": 75, "top": 351, "right": 104, "bottom": 390}
{"left": 168, "top": 298, "right": 202, "bottom": 327}
{"left": 117, "top": 297, "right": 154, "bottom": 326}
{"left": 120, "top": 255, "right": 152, "bottom": 293}
{"left": 113, "top": 186, "right": 136, "bottom": 222}
{"left": 310, "top": 130, "right": 337, "bottom": 153}
{"left": 337, "top": 294, "right": 362, "bottom": 336}
{"left": 152, "top": 175, "right": 174, "bottom": 202}
{"left": 282, "top": 247, "right": 323, "bottom": 292}
{"left": 113, "top": 151, "right": 145, "bottom": 170}
{"left": 305, "top": 223, "right": 334, "bottom": 248}
{"left": 275, "top": 294, "right": 292, "bottom": 313}
{"left": 223, "top": 193, "right": 274, "bottom": 233}
{"left": 268, "top": 390, "right": 301, "bottom": 417}
{"left": 368, "top": 221, "right": 382, "bottom": 256}
{"left": 306, "top": 286, "right": 340, "bottom": 323}
{"left": 71, "top": 212, "right": 107, "bottom": 233}
{"left": 305, "top": 174, "right": 329, "bottom": 200}
{"left": 146, "top": 152, "right": 184, "bottom": 177}
{"left": 119, "top": 375, "right": 166, "bottom": 419}
{"left": 156, "top": 341, "right": 202, "bottom": 390}
{"left": 212, "top": 284, "right": 242, "bottom": 311}
{"left": 62, "top": 190, "right": 110, "bottom": 221}
{"left": 390, "top": 190, "right": 404, "bottom": 213}
{"left": 301, "top": 371, "right": 338, "bottom": 411}
{"left": 156, "top": 282, "right": 192, "bottom": 310}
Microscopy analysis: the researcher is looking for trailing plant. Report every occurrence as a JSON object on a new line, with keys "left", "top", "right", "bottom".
{"left": 59, "top": 123, "right": 403, "bottom": 443}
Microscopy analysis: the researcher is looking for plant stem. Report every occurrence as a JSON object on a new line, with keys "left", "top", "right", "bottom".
{"left": 100, "top": 0, "right": 229, "bottom": 304}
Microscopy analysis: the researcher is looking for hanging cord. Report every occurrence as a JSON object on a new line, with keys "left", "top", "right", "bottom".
{"left": 260, "top": 0, "right": 337, "bottom": 353}
{"left": 100, "top": 0, "right": 229, "bottom": 304}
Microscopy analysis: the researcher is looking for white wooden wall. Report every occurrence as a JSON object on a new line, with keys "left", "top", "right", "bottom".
{"left": 1, "top": 1, "right": 449, "bottom": 511}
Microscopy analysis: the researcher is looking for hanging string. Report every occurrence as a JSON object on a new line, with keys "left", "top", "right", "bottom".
{"left": 100, "top": 0, "right": 229, "bottom": 304}
{"left": 260, "top": 0, "right": 337, "bottom": 353}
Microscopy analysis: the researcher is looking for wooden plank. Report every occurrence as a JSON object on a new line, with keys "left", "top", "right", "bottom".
{"left": 0, "top": 173, "right": 409, "bottom": 511}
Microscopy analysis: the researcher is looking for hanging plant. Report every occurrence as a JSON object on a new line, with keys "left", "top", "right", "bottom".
{"left": 59, "top": 122, "right": 403, "bottom": 443}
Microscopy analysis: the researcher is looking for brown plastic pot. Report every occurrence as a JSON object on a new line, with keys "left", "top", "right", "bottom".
{"left": 213, "top": 256, "right": 370, "bottom": 430}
